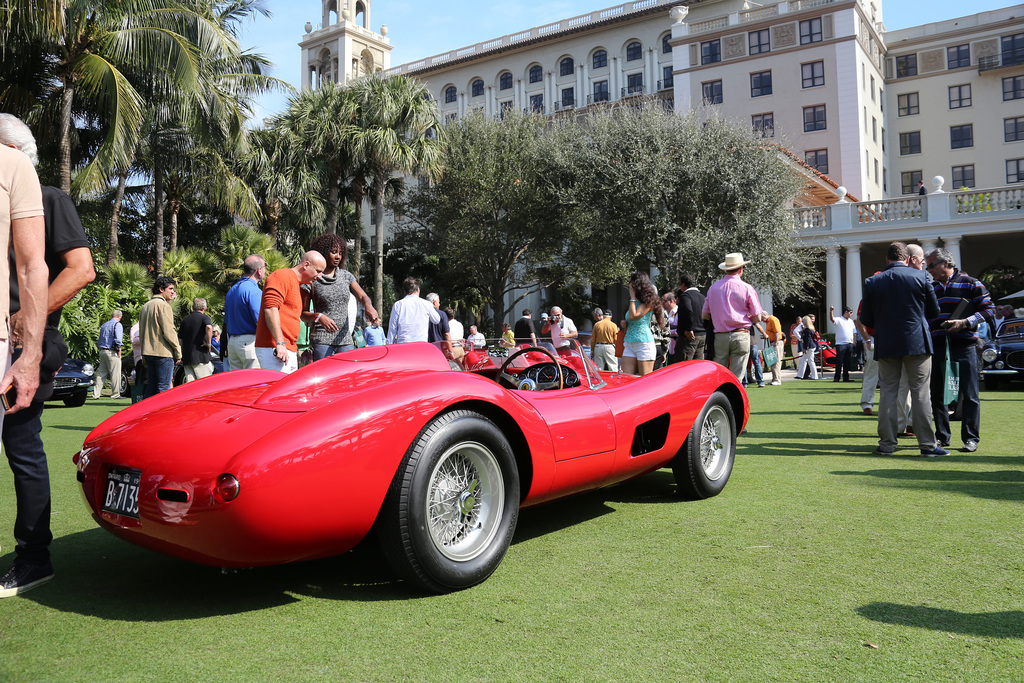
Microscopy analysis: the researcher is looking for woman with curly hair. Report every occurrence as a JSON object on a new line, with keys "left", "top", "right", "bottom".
{"left": 621, "top": 271, "right": 664, "bottom": 376}
{"left": 306, "top": 233, "right": 379, "bottom": 360}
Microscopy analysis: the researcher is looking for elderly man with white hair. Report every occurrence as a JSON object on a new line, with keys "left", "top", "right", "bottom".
{"left": 541, "top": 306, "right": 577, "bottom": 350}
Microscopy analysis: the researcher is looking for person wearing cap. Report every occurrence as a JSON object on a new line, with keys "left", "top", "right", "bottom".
{"left": 701, "top": 252, "right": 767, "bottom": 379}
{"left": 590, "top": 307, "right": 618, "bottom": 371}
{"left": 829, "top": 304, "right": 857, "bottom": 382}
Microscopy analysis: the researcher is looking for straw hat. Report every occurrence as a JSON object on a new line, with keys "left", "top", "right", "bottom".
{"left": 719, "top": 252, "right": 751, "bottom": 272}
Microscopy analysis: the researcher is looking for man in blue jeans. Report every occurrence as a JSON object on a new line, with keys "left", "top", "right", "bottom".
{"left": 139, "top": 276, "right": 181, "bottom": 397}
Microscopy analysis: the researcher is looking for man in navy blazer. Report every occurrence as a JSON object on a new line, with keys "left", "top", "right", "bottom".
{"left": 860, "top": 241, "right": 946, "bottom": 457}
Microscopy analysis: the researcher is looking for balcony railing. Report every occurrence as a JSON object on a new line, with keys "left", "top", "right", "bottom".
{"left": 621, "top": 84, "right": 646, "bottom": 97}
{"left": 979, "top": 48, "right": 1024, "bottom": 72}
{"left": 554, "top": 99, "right": 577, "bottom": 110}
{"left": 588, "top": 91, "right": 611, "bottom": 104}
{"left": 658, "top": 77, "right": 673, "bottom": 90}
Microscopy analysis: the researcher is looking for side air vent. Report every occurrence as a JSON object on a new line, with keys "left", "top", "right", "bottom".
{"left": 631, "top": 413, "right": 671, "bottom": 457}
{"left": 157, "top": 488, "right": 190, "bottom": 503}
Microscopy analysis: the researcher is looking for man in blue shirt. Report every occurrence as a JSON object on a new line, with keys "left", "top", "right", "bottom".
{"left": 364, "top": 319, "right": 386, "bottom": 346}
{"left": 94, "top": 311, "right": 123, "bottom": 399}
{"left": 223, "top": 254, "right": 266, "bottom": 370}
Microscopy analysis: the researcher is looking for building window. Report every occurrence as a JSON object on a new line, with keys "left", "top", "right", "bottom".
{"left": 1004, "top": 75, "right": 1024, "bottom": 100}
{"left": 471, "top": 79, "right": 484, "bottom": 97}
{"left": 626, "top": 73, "right": 643, "bottom": 95}
{"left": 950, "top": 124, "right": 973, "bottom": 149}
{"left": 947, "top": 44, "right": 970, "bottom": 69}
{"left": 805, "top": 148, "right": 828, "bottom": 173}
{"left": 872, "top": 117, "right": 877, "bottom": 143}
{"left": 896, "top": 54, "right": 918, "bottom": 78}
{"left": 874, "top": 158, "right": 879, "bottom": 185}
{"left": 529, "top": 65, "right": 542, "bottom": 83}
{"left": 870, "top": 75, "right": 875, "bottom": 101}
{"left": 499, "top": 100, "right": 513, "bottom": 118}
{"left": 593, "top": 80, "right": 609, "bottom": 103}
{"left": 702, "top": 80, "right": 723, "bottom": 105}
{"left": 952, "top": 164, "right": 975, "bottom": 188}
{"left": 626, "top": 41, "right": 642, "bottom": 61}
{"left": 882, "top": 127, "right": 886, "bottom": 151}
{"left": 901, "top": 170, "right": 923, "bottom": 194}
{"left": 500, "top": 72, "right": 512, "bottom": 90}
{"left": 750, "top": 70, "right": 772, "bottom": 97}
{"left": 560, "top": 57, "right": 574, "bottom": 77}
{"left": 444, "top": 86, "right": 457, "bottom": 103}
{"left": 1005, "top": 116, "right": 1024, "bottom": 142}
{"left": 561, "top": 87, "right": 575, "bottom": 107}
{"left": 749, "top": 29, "right": 770, "bottom": 55}
{"left": 801, "top": 61, "right": 824, "bottom": 88}
{"left": 529, "top": 93, "right": 544, "bottom": 112}
{"left": 898, "top": 92, "right": 919, "bottom": 116}
{"left": 662, "top": 34, "right": 672, "bottom": 54}
{"left": 593, "top": 49, "right": 607, "bottom": 69}
{"left": 900, "top": 131, "right": 921, "bottom": 155}
{"left": 948, "top": 84, "right": 971, "bottom": 109}
{"left": 800, "top": 18, "right": 822, "bottom": 45}
{"left": 803, "top": 104, "right": 826, "bottom": 132}
{"left": 752, "top": 112, "right": 774, "bottom": 137}
{"left": 1002, "top": 33, "right": 1024, "bottom": 66}
{"left": 701, "top": 39, "right": 721, "bottom": 65}
{"left": 661, "top": 65, "right": 674, "bottom": 90}
{"left": 1008, "top": 158, "right": 1024, "bottom": 183}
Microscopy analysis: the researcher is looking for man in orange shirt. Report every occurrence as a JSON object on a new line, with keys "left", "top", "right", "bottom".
{"left": 763, "top": 313, "right": 784, "bottom": 385}
{"left": 255, "top": 251, "right": 325, "bottom": 373}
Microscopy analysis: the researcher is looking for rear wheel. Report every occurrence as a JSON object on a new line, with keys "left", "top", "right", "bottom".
{"left": 378, "top": 410, "right": 520, "bottom": 593}
{"left": 673, "top": 391, "right": 736, "bottom": 500}
{"left": 63, "top": 390, "right": 87, "bottom": 407}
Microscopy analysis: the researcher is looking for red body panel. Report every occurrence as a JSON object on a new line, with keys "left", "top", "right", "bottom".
{"left": 76, "top": 343, "right": 747, "bottom": 567}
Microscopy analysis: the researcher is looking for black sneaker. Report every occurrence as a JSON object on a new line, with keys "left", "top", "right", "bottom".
{"left": 0, "top": 561, "right": 54, "bottom": 598}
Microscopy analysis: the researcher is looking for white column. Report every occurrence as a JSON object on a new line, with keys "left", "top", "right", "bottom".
{"left": 546, "top": 71, "right": 553, "bottom": 113}
{"left": 458, "top": 92, "right": 465, "bottom": 118}
{"left": 921, "top": 239, "right": 937, "bottom": 258}
{"left": 516, "top": 79, "right": 523, "bottom": 111}
{"left": 844, "top": 245, "right": 863, "bottom": 309}
{"left": 581, "top": 62, "right": 589, "bottom": 104}
{"left": 826, "top": 246, "right": 842, "bottom": 333}
{"left": 943, "top": 236, "right": 962, "bottom": 269}
{"left": 486, "top": 86, "right": 493, "bottom": 117}
{"left": 576, "top": 65, "right": 584, "bottom": 107}
{"left": 646, "top": 48, "right": 655, "bottom": 94}
{"left": 611, "top": 57, "right": 619, "bottom": 100}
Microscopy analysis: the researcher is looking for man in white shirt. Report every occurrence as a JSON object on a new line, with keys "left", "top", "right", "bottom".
{"left": 829, "top": 304, "right": 857, "bottom": 382}
{"left": 467, "top": 325, "right": 485, "bottom": 349}
{"left": 387, "top": 277, "right": 440, "bottom": 344}
{"left": 446, "top": 308, "right": 464, "bottom": 344}
{"left": 542, "top": 306, "right": 577, "bottom": 349}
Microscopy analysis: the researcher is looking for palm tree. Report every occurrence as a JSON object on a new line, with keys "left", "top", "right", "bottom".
{"left": 346, "top": 74, "right": 446, "bottom": 314}
{"left": 3, "top": 0, "right": 233, "bottom": 195}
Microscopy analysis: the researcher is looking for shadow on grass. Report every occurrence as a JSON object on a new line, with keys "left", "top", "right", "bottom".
{"left": 856, "top": 602, "right": 1024, "bottom": 639}
{"left": 831, "top": 468, "right": 1024, "bottom": 503}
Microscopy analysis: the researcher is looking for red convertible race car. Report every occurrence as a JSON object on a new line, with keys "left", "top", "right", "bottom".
{"left": 74, "top": 340, "right": 748, "bottom": 593}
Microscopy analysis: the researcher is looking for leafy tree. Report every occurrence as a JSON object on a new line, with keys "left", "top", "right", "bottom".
{"left": 396, "top": 110, "right": 571, "bottom": 331}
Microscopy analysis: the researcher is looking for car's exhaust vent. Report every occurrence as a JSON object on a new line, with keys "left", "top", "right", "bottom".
{"left": 156, "top": 488, "right": 190, "bottom": 503}
{"left": 630, "top": 413, "right": 670, "bottom": 456}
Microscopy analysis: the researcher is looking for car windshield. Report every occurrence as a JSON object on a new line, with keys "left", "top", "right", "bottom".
{"left": 996, "top": 319, "right": 1023, "bottom": 338}
{"left": 429, "top": 338, "right": 606, "bottom": 389}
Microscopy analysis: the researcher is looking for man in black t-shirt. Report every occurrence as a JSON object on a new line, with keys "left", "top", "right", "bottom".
{"left": 1, "top": 112, "right": 95, "bottom": 599}
{"left": 514, "top": 309, "right": 537, "bottom": 345}
{"left": 178, "top": 298, "right": 214, "bottom": 382}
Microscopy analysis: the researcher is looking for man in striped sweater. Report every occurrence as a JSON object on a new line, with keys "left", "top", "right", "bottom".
{"left": 924, "top": 248, "right": 995, "bottom": 453}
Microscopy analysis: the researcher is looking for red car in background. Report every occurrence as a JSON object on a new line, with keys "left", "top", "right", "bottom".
{"left": 74, "top": 340, "right": 748, "bottom": 593}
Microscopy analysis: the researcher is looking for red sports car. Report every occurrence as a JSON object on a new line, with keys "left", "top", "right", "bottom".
{"left": 74, "top": 340, "right": 748, "bottom": 593}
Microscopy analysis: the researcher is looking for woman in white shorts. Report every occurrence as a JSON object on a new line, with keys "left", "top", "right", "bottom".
{"left": 621, "top": 271, "right": 664, "bottom": 376}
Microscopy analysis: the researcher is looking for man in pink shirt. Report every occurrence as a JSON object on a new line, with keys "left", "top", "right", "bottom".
{"left": 702, "top": 252, "right": 767, "bottom": 379}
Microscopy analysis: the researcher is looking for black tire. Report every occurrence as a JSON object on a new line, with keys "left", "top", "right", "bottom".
{"left": 378, "top": 410, "right": 520, "bottom": 593}
{"left": 984, "top": 376, "right": 1000, "bottom": 391}
{"left": 63, "top": 391, "right": 87, "bottom": 407}
{"left": 672, "top": 391, "right": 736, "bottom": 500}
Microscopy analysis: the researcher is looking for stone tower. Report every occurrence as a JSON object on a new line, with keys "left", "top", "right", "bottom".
{"left": 299, "top": 0, "right": 392, "bottom": 89}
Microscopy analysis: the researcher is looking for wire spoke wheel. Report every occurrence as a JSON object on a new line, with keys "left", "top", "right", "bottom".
{"left": 699, "top": 404, "right": 732, "bottom": 481}
{"left": 426, "top": 441, "right": 504, "bottom": 561}
{"left": 672, "top": 391, "right": 736, "bottom": 500}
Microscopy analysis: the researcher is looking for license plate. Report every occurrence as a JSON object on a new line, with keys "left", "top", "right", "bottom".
{"left": 102, "top": 467, "right": 141, "bottom": 519}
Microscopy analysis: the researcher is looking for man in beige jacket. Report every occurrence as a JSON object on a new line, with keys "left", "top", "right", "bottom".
{"left": 139, "top": 276, "right": 181, "bottom": 397}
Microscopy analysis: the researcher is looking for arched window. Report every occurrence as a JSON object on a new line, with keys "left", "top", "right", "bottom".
{"left": 499, "top": 72, "right": 512, "bottom": 90}
{"left": 627, "top": 41, "right": 642, "bottom": 61}
{"left": 662, "top": 34, "right": 672, "bottom": 54}
{"left": 560, "top": 57, "right": 574, "bottom": 76}
{"left": 593, "top": 49, "right": 607, "bottom": 69}
{"left": 445, "top": 86, "right": 457, "bottom": 103}
{"left": 529, "top": 65, "right": 543, "bottom": 83}
{"left": 471, "top": 79, "right": 484, "bottom": 97}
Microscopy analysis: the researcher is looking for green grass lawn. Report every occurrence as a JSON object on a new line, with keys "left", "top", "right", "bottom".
{"left": 2, "top": 379, "right": 1022, "bottom": 681}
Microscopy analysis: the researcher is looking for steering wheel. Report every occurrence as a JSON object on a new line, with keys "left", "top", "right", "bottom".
{"left": 498, "top": 346, "right": 564, "bottom": 391}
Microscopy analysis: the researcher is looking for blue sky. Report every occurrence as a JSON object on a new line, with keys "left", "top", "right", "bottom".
{"left": 239, "top": 0, "right": 1019, "bottom": 121}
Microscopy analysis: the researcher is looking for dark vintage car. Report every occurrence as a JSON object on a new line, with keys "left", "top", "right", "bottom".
{"left": 50, "top": 358, "right": 94, "bottom": 407}
{"left": 982, "top": 318, "right": 1024, "bottom": 390}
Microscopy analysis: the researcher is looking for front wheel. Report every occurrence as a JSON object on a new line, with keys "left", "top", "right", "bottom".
{"left": 63, "top": 391, "right": 87, "bottom": 407}
{"left": 672, "top": 391, "right": 736, "bottom": 500}
{"left": 378, "top": 410, "right": 520, "bottom": 593}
